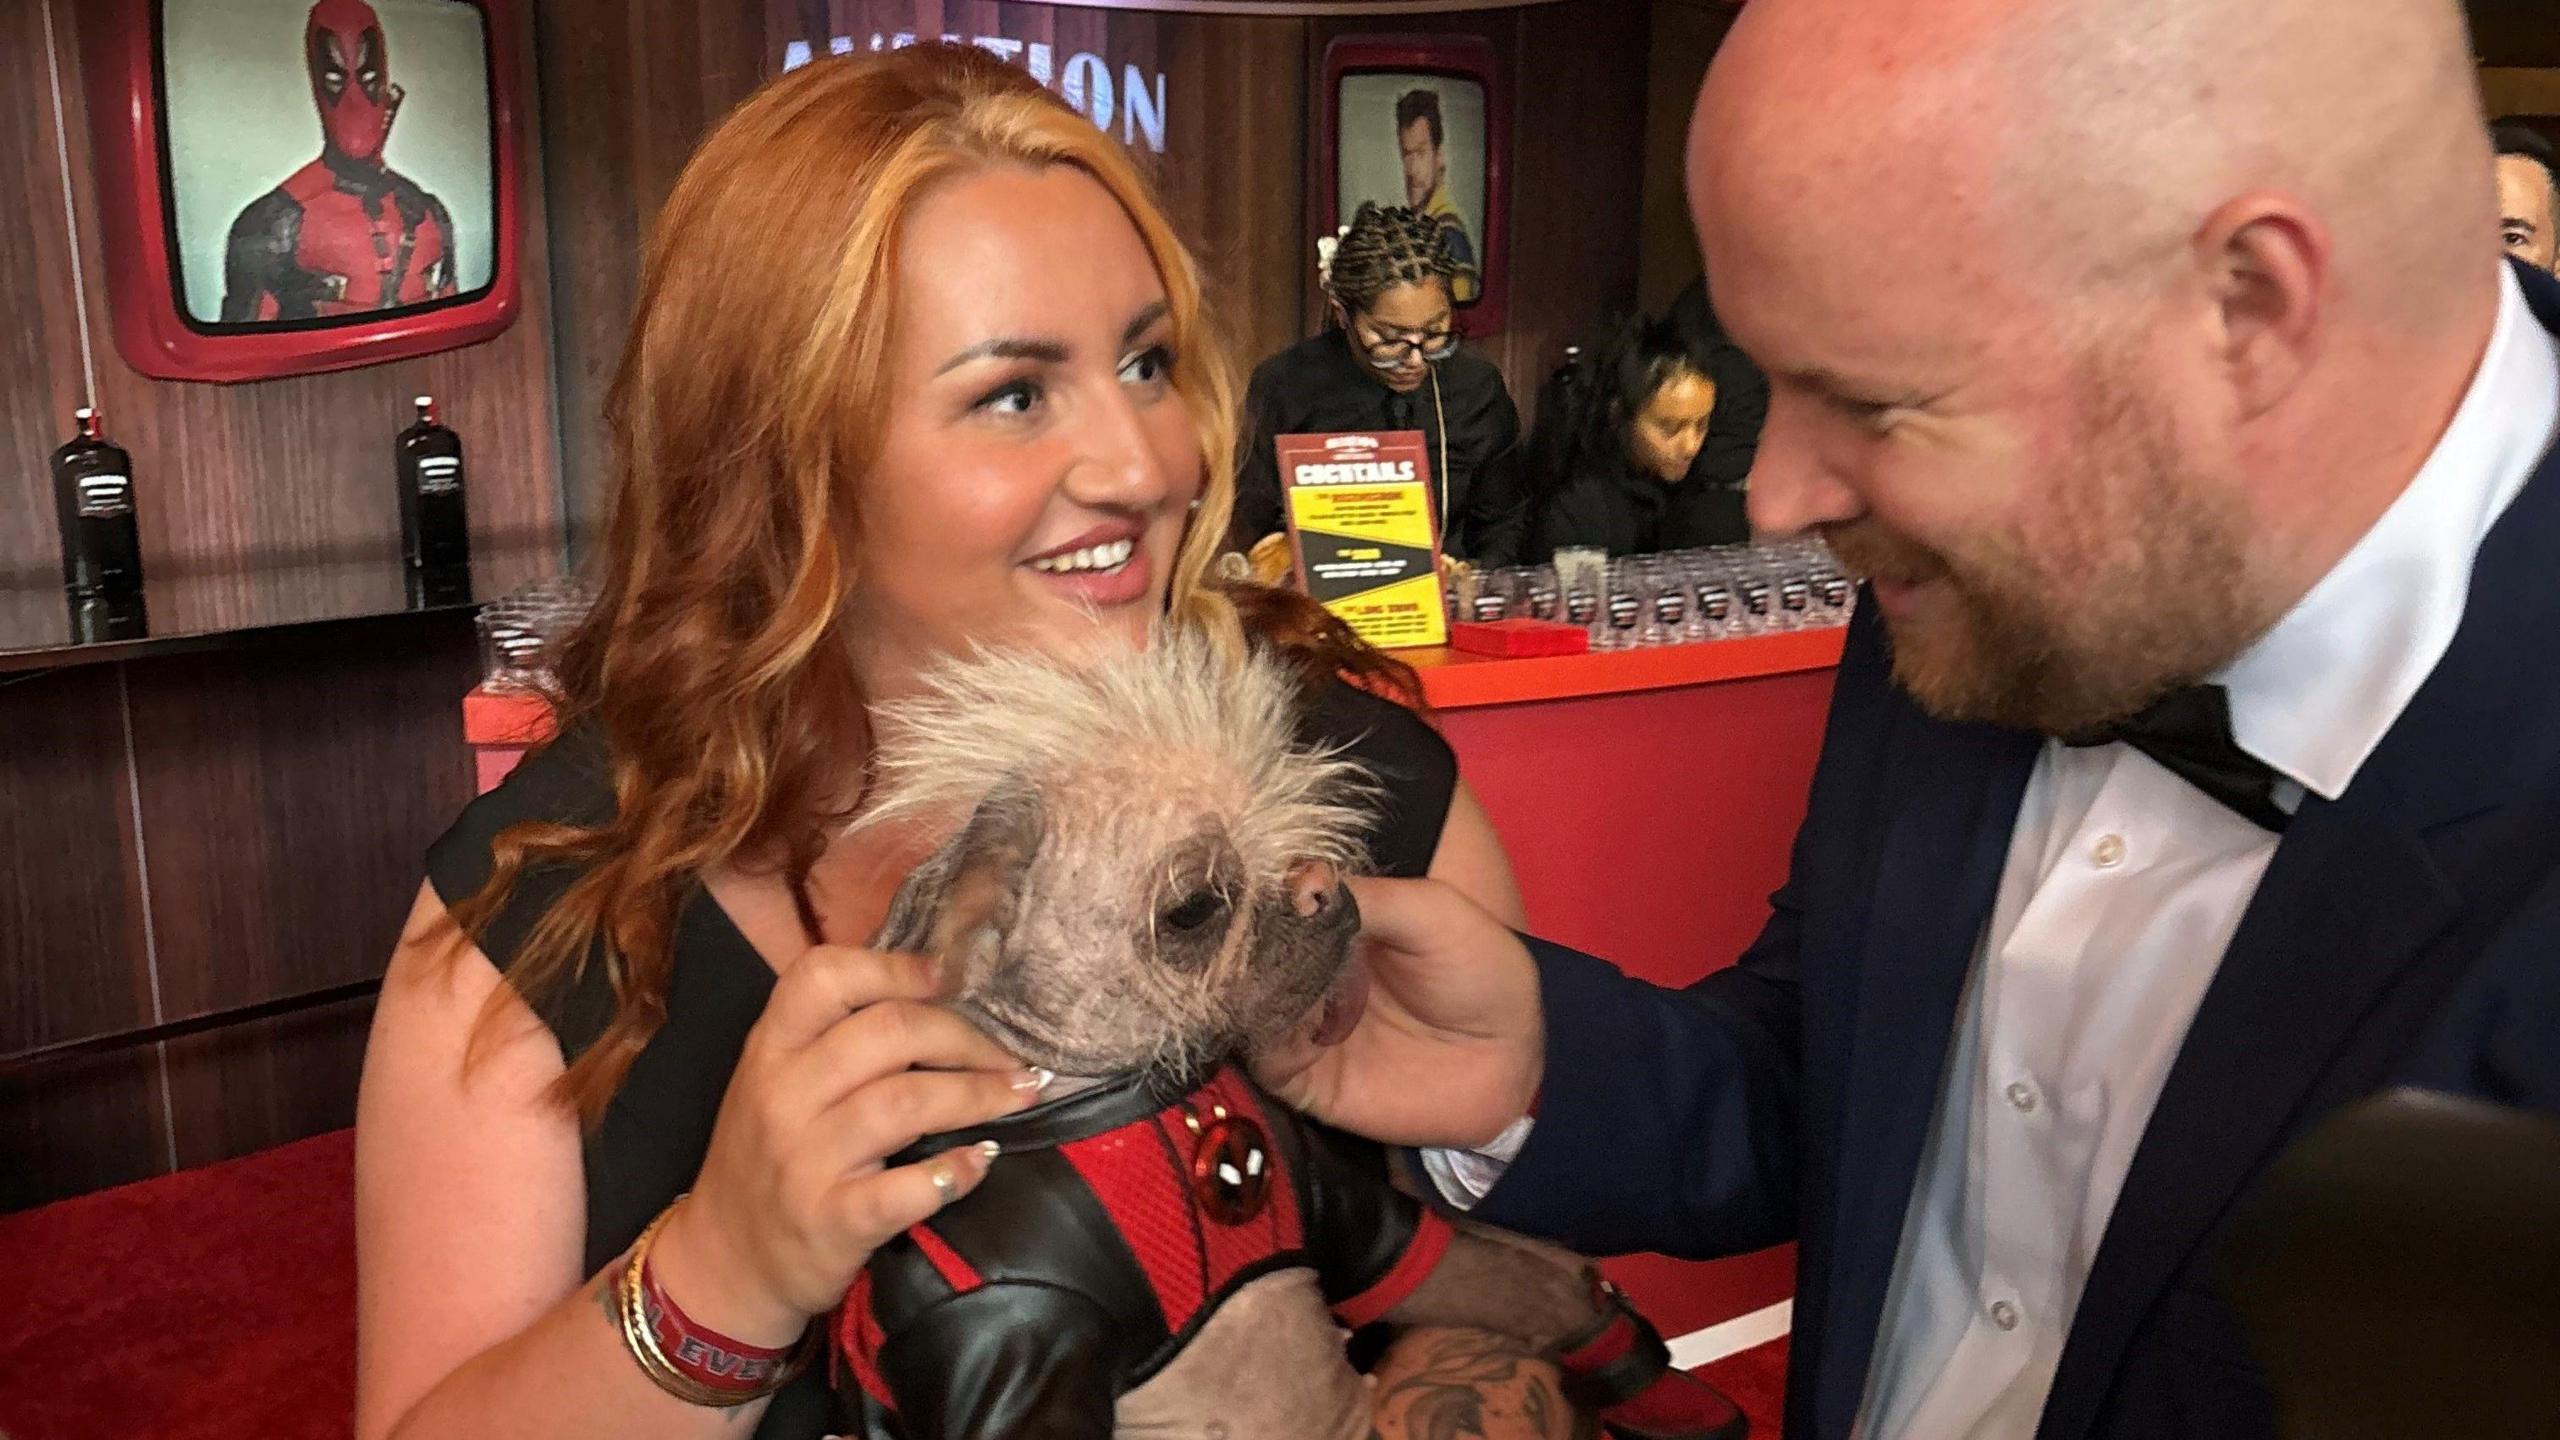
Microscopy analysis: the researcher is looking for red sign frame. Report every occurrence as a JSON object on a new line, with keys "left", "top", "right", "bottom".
{"left": 1317, "top": 33, "right": 1510, "bottom": 337}
{"left": 82, "top": 0, "right": 525, "bottom": 383}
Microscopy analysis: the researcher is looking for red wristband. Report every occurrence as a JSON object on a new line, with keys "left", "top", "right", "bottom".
{"left": 637, "top": 1250, "right": 802, "bottom": 1393}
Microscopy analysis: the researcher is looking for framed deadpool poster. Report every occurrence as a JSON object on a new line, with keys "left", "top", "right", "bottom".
{"left": 85, "top": 0, "right": 523, "bottom": 383}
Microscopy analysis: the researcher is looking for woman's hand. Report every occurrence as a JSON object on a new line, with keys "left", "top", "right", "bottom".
{"left": 1253, "top": 876, "right": 1545, "bottom": 1150}
{"left": 647, "top": 946, "right": 1044, "bottom": 1345}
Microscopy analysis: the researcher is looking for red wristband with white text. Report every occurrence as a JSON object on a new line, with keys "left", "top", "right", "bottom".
{"left": 638, "top": 1252, "right": 801, "bottom": 1393}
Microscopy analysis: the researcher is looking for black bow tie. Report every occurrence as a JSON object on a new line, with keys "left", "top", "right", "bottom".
{"left": 2064, "top": 685, "right": 2292, "bottom": 832}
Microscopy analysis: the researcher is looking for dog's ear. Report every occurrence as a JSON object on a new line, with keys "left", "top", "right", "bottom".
{"left": 870, "top": 778, "right": 1045, "bottom": 989}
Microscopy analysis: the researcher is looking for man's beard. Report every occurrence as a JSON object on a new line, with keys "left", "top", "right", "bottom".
{"left": 1825, "top": 355, "right": 2271, "bottom": 736}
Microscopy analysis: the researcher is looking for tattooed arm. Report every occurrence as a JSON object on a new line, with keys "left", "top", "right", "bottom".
{"left": 1368, "top": 1326, "right": 1583, "bottom": 1440}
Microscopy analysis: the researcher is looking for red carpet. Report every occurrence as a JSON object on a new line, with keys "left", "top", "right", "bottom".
{"left": 0, "top": 1129, "right": 357, "bottom": 1440}
{"left": 1699, "top": 1337, "right": 1791, "bottom": 1438}
{"left": 0, "top": 1129, "right": 1788, "bottom": 1438}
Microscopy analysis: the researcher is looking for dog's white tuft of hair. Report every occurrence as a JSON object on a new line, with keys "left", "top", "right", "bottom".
{"left": 855, "top": 628, "right": 1374, "bottom": 877}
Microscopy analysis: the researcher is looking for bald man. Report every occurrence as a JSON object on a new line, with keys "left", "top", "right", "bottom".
{"left": 1258, "top": 1, "right": 2560, "bottom": 1436}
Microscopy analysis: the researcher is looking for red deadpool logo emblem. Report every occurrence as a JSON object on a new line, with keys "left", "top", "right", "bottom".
{"left": 1188, "top": 1115, "right": 1271, "bottom": 1226}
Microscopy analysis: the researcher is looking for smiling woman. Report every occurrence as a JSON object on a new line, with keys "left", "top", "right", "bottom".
{"left": 351, "top": 39, "right": 1537, "bottom": 1440}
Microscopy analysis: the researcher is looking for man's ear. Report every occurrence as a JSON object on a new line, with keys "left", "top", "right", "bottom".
{"left": 870, "top": 780, "right": 1045, "bottom": 991}
{"left": 2195, "top": 191, "right": 2329, "bottom": 422}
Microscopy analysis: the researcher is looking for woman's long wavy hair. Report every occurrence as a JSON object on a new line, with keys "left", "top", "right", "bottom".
{"left": 449, "top": 44, "right": 1415, "bottom": 1123}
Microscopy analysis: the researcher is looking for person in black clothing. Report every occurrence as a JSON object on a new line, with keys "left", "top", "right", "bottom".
{"left": 1525, "top": 310, "right": 1766, "bottom": 560}
{"left": 354, "top": 44, "right": 1546, "bottom": 1440}
{"left": 1231, "top": 204, "right": 1527, "bottom": 566}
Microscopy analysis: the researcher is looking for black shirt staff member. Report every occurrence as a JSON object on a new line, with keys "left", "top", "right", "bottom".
{"left": 1231, "top": 204, "right": 1528, "bottom": 567}
{"left": 1526, "top": 313, "right": 1765, "bottom": 560}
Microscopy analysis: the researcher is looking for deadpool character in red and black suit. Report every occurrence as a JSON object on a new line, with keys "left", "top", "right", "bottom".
{"left": 220, "top": 0, "right": 458, "bottom": 322}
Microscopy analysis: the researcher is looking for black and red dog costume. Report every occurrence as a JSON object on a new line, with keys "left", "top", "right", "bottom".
{"left": 834, "top": 1064, "right": 1744, "bottom": 1439}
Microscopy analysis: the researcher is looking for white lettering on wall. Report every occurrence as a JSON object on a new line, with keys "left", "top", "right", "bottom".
{"left": 1060, "top": 51, "right": 1114, "bottom": 135}
{"left": 1123, "top": 66, "right": 1166, "bottom": 154}
{"left": 780, "top": 32, "right": 1168, "bottom": 154}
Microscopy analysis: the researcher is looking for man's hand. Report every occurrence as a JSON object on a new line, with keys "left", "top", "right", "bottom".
{"left": 1254, "top": 876, "right": 1543, "bottom": 1148}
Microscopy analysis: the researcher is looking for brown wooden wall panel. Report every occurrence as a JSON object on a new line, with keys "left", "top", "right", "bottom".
{"left": 0, "top": 1045, "right": 169, "bottom": 1212}
{"left": 1, "top": 612, "right": 478, "bottom": 1210}
{"left": 161, "top": 995, "right": 375, "bottom": 1171}
{"left": 126, "top": 611, "right": 481, "bottom": 1022}
{"left": 0, "top": 0, "right": 566, "bottom": 655}
{"left": 1639, "top": 0, "right": 1737, "bottom": 314}
{"left": 0, "top": 665, "right": 152, "bottom": 1058}
{"left": 0, "top": 2, "right": 87, "bottom": 646}
{"left": 539, "top": 0, "right": 768, "bottom": 554}
{"left": 1498, "top": 0, "right": 1650, "bottom": 400}
{"left": 2472, "top": 0, "right": 2560, "bottom": 70}
{"left": 1154, "top": 16, "right": 1311, "bottom": 371}
{"left": 0, "top": 659, "right": 168, "bottom": 1212}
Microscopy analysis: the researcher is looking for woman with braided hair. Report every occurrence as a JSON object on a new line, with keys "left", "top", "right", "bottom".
{"left": 1231, "top": 203, "right": 1528, "bottom": 567}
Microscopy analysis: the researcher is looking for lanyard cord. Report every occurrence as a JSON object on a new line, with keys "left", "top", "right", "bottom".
{"left": 1430, "top": 365, "right": 1450, "bottom": 541}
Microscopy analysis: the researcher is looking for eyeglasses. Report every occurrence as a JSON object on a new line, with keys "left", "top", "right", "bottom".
{"left": 1353, "top": 317, "right": 1462, "bottom": 368}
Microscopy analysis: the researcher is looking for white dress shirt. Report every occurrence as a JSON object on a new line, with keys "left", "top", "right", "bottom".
{"left": 1429, "top": 266, "right": 2560, "bottom": 1439}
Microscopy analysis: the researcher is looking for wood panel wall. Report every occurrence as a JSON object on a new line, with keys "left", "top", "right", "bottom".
{"left": 1637, "top": 0, "right": 1739, "bottom": 315}
{"left": 0, "top": 0, "right": 562, "bottom": 1210}
{"left": 2470, "top": 0, "right": 2560, "bottom": 70}
{"left": 0, "top": 612, "right": 481, "bottom": 1210}
{"left": 539, "top": 0, "right": 1649, "bottom": 541}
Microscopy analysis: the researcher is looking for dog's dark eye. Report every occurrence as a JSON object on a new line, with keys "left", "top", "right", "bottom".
{"left": 1159, "top": 889, "right": 1228, "bottom": 934}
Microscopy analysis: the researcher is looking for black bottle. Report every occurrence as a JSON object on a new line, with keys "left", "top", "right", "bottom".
{"left": 395, "top": 395, "right": 471, "bottom": 573}
{"left": 68, "top": 591, "right": 148, "bottom": 644}
{"left": 52, "top": 406, "right": 145, "bottom": 601}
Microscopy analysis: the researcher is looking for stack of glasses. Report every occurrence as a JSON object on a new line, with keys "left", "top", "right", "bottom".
{"left": 473, "top": 576, "right": 594, "bottom": 692}
{"left": 1453, "top": 539, "right": 1855, "bottom": 650}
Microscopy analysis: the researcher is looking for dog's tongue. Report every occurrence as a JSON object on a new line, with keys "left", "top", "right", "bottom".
{"left": 1309, "top": 957, "right": 1371, "bottom": 1048}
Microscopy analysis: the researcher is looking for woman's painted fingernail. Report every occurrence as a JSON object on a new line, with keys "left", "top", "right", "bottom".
{"left": 975, "top": 1139, "right": 1002, "bottom": 1161}
{"left": 1012, "top": 1066, "right": 1056, "bottom": 1094}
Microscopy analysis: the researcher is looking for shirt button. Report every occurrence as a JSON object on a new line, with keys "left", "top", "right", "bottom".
{"left": 1990, "top": 1299, "right": 2022, "bottom": 1331}
{"left": 2006, "top": 1081, "right": 2039, "bottom": 1113}
{"left": 2091, "top": 834, "right": 2127, "bottom": 868}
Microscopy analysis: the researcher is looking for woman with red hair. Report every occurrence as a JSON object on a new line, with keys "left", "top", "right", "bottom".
{"left": 354, "top": 43, "right": 1545, "bottom": 1440}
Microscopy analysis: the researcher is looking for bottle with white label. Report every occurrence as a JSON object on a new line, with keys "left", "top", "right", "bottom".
{"left": 52, "top": 405, "right": 145, "bottom": 602}
{"left": 396, "top": 394, "right": 472, "bottom": 576}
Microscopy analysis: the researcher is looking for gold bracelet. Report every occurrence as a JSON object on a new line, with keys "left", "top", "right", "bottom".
{"left": 614, "top": 1199, "right": 817, "bottom": 1408}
